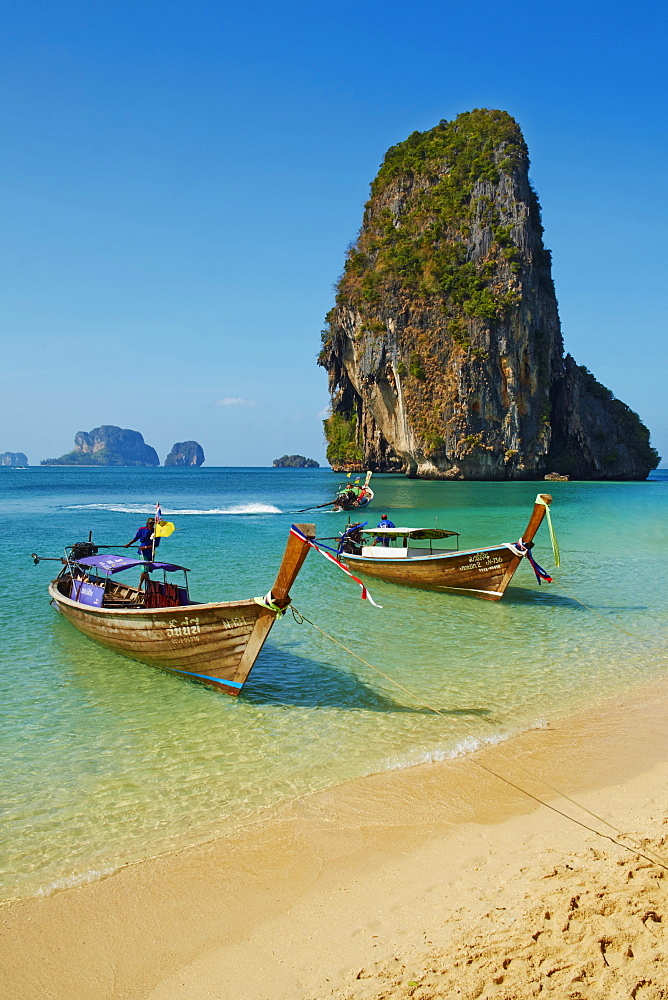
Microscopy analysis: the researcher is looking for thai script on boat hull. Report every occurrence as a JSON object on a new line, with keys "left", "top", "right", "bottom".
{"left": 166, "top": 617, "right": 201, "bottom": 638}
{"left": 465, "top": 552, "right": 505, "bottom": 573}
{"left": 165, "top": 615, "right": 251, "bottom": 639}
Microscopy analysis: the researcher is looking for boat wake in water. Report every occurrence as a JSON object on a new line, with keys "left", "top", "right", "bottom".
{"left": 64, "top": 502, "right": 282, "bottom": 515}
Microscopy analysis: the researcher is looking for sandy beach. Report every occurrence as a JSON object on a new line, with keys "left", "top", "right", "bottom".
{"left": 2, "top": 679, "right": 668, "bottom": 1000}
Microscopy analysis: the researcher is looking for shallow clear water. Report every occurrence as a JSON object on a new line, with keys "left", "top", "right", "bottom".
{"left": 1, "top": 467, "right": 666, "bottom": 899}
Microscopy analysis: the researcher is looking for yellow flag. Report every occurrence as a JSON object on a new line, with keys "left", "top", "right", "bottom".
{"left": 154, "top": 520, "right": 175, "bottom": 538}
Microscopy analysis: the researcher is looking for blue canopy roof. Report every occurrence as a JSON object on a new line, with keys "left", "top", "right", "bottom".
{"left": 76, "top": 554, "right": 188, "bottom": 574}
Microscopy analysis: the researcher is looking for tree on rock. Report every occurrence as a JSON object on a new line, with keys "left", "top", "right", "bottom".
{"left": 273, "top": 455, "right": 320, "bottom": 468}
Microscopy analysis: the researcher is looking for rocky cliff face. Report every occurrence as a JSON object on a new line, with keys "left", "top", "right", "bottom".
{"left": 0, "top": 452, "right": 28, "bottom": 466}
{"left": 319, "top": 110, "right": 659, "bottom": 480}
{"left": 42, "top": 426, "right": 159, "bottom": 466}
{"left": 165, "top": 441, "right": 205, "bottom": 466}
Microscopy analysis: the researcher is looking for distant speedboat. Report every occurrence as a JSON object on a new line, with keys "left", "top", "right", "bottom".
{"left": 337, "top": 495, "right": 555, "bottom": 601}
{"left": 35, "top": 525, "right": 315, "bottom": 695}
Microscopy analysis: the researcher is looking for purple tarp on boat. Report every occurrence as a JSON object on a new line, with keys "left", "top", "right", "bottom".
{"left": 70, "top": 581, "right": 105, "bottom": 607}
{"left": 76, "top": 554, "right": 187, "bottom": 574}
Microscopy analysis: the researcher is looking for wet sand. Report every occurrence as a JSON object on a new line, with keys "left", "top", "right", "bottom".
{"left": 2, "top": 679, "right": 668, "bottom": 999}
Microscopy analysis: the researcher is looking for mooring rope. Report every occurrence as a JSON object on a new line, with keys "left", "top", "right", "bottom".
{"left": 290, "top": 605, "right": 668, "bottom": 873}
{"left": 548, "top": 574, "right": 657, "bottom": 646}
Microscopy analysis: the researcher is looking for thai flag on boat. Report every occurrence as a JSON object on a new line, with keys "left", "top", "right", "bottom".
{"left": 290, "top": 524, "right": 382, "bottom": 608}
{"left": 155, "top": 502, "right": 162, "bottom": 521}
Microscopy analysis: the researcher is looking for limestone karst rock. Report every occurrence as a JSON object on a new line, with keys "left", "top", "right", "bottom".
{"left": 272, "top": 455, "right": 320, "bottom": 468}
{"left": 164, "top": 441, "right": 205, "bottom": 466}
{"left": 41, "top": 426, "right": 160, "bottom": 466}
{"left": 318, "top": 109, "right": 659, "bottom": 480}
{"left": 0, "top": 452, "right": 28, "bottom": 466}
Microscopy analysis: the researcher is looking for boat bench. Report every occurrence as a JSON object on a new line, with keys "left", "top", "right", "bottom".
{"left": 361, "top": 546, "right": 409, "bottom": 558}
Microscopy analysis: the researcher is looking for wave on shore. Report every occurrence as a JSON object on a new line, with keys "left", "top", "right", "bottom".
{"left": 64, "top": 502, "right": 282, "bottom": 515}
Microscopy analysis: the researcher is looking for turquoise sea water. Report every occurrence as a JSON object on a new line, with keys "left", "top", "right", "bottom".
{"left": 1, "top": 467, "right": 667, "bottom": 900}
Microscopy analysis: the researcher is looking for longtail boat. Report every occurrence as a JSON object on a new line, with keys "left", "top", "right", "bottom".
{"left": 293, "top": 473, "right": 375, "bottom": 514}
{"left": 336, "top": 495, "right": 554, "bottom": 601}
{"left": 332, "top": 471, "right": 374, "bottom": 511}
{"left": 37, "top": 524, "right": 316, "bottom": 695}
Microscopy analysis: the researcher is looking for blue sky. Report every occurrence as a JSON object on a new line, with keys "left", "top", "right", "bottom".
{"left": 1, "top": 0, "right": 666, "bottom": 467}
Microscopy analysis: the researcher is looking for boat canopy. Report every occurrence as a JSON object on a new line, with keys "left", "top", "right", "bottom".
{"left": 76, "top": 554, "right": 189, "bottom": 574}
{"left": 358, "top": 527, "right": 459, "bottom": 539}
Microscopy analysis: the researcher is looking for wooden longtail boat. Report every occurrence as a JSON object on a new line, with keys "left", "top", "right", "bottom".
{"left": 44, "top": 524, "right": 316, "bottom": 695}
{"left": 332, "top": 486, "right": 374, "bottom": 512}
{"left": 332, "top": 471, "right": 374, "bottom": 511}
{"left": 337, "top": 495, "right": 554, "bottom": 601}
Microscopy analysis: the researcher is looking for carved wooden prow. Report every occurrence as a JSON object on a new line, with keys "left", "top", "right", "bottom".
{"left": 494, "top": 495, "right": 552, "bottom": 598}
{"left": 521, "top": 494, "right": 552, "bottom": 547}
{"left": 227, "top": 524, "right": 317, "bottom": 694}
{"left": 270, "top": 523, "right": 316, "bottom": 606}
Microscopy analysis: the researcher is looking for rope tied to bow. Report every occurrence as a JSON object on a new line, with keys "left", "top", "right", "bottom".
{"left": 253, "top": 591, "right": 287, "bottom": 616}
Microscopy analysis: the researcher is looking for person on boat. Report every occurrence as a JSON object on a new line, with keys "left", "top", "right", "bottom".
{"left": 335, "top": 482, "right": 358, "bottom": 507}
{"left": 125, "top": 518, "right": 159, "bottom": 562}
{"left": 343, "top": 478, "right": 364, "bottom": 507}
{"left": 373, "top": 514, "right": 395, "bottom": 546}
{"left": 358, "top": 479, "right": 372, "bottom": 503}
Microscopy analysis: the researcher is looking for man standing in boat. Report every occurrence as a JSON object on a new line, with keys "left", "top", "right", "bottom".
{"left": 125, "top": 517, "right": 160, "bottom": 563}
{"left": 374, "top": 513, "right": 395, "bottom": 546}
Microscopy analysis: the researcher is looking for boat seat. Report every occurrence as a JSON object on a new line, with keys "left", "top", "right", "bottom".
{"left": 361, "top": 546, "right": 409, "bottom": 558}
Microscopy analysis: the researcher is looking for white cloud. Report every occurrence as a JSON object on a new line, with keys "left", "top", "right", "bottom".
{"left": 215, "top": 397, "right": 257, "bottom": 407}
{"left": 317, "top": 406, "right": 331, "bottom": 419}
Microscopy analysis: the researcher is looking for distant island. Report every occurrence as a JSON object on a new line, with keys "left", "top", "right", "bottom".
{"left": 41, "top": 426, "right": 160, "bottom": 466}
{"left": 165, "top": 441, "right": 205, "bottom": 466}
{"left": 0, "top": 451, "right": 28, "bottom": 467}
{"left": 273, "top": 455, "right": 320, "bottom": 468}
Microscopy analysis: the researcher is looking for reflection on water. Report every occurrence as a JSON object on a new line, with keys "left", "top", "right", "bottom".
{"left": 1, "top": 467, "right": 667, "bottom": 899}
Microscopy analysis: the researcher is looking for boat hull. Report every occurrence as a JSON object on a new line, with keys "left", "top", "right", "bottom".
{"left": 50, "top": 583, "right": 277, "bottom": 694}
{"left": 46, "top": 521, "right": 316, "bottom": 695}
{"left": 340, "top": 544, "right": 522, "bottom": 600}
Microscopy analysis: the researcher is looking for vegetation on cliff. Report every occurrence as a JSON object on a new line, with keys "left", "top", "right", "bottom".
{"left": 319, "top": 109, "right": 658, "bottom": 479}
{"left": 322, "top": 414, "right": 363, "bottom": 468}
{"left": 320, "top": 109, "right": 531, "bottom": 362}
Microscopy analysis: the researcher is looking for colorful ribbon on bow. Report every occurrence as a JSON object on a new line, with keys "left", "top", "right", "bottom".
{"left": 512, "top": 539, "right": 553, "bottom": 584}
{"left": 535, "top": 494, "right": 560, "bottom": 567}
{"left": 290, "top": 524, "right": 382, "bottom": 608}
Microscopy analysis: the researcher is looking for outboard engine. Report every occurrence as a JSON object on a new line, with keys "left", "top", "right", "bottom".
{"left": 69, "top": 541, "right": 99, "bottom": 561}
